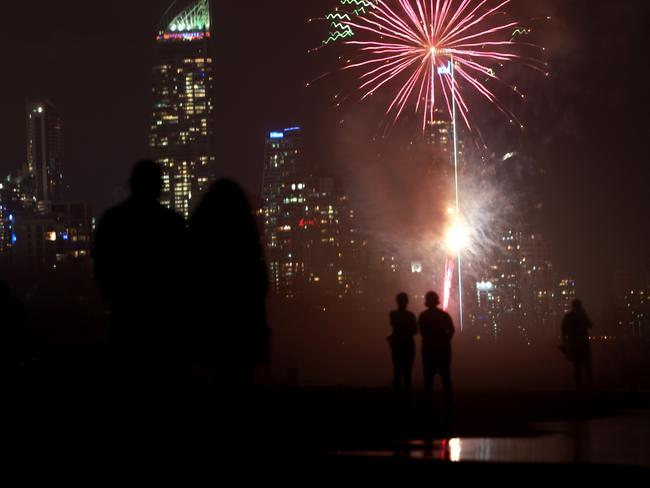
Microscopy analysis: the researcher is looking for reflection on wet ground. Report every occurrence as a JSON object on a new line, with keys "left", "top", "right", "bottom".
{"left": 335, "top": 410, "right": 650, "bottom": 468}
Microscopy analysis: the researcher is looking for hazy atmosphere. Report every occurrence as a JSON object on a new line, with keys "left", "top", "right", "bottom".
{"left": 1, "top": 0, "right": 649, "bottom": 477}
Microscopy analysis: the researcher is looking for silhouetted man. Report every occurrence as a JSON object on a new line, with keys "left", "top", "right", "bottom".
{"left": 419, "top": 292, "right": 455, "bottom": 408}
{"left": 561, "top": 299, "right": 593, "bottom": 393}
{"left": 0, "top": 281, "right": 23, "bottom": 379}
{"left": 94, "top": 160, "right": 186, "bottom": 386}
{"left": 388, "top": 293, "right": 417, "bottom": 396}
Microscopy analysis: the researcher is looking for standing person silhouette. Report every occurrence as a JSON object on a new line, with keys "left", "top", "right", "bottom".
{"left": 188, "top": 179, "right": 270, "bottom": 390}
{"left": 388, "top": 293, "right": 417, "bottom": 397}
{"left": 94, "top": 160, "right": 187, "bottom": 387}
{"left": 419, "top": 292, "right": 455, "bottom": 409}
{"left": 561, "top": 299, "right": 594, "bottom": 393}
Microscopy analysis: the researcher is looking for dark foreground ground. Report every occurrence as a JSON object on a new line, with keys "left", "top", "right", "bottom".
{"left": 4, "top": 381, "right": 650, "bottom": 482}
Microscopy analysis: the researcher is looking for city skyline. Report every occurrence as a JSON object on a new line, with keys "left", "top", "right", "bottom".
{"left": 0, "top": 0, "right": 648, "bottom": 310}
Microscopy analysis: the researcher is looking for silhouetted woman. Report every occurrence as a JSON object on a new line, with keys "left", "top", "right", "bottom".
{"left": 188, "top": 180, "right": 270, "bottom": 388}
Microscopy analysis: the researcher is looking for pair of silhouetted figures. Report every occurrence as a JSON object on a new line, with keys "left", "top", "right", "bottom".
{"left": 389, "top": 292, "right": 454, "bottom": 408}
{"left": 93, "top": 160, "right": 269, "bottom": 388}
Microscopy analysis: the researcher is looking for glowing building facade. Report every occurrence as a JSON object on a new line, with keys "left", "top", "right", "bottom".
{"left": 24, "top": 100, "right": 64, "bottom": 213}
{"left": 261, "top": 128, "right": 366, "bottom": 299}
{"left": 150, "top": 0, "right": 215, "bottom": 218}
{"left": 469, "top": 229, "right": 562, "bottom": 344}
{"left": 261, "top": 127, "right": 307, "bottom": 298}
{"left": 12, "top": 203, "right": 93, "bottom": 273}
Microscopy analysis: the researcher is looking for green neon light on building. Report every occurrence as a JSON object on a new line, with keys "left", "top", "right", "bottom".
{"left": 167, "top": 0, "right": 211, "bottom": 33}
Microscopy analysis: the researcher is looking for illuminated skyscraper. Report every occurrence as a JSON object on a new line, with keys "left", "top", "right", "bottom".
{"left": 422, "top": 108, "right": 465, "bottom": 178}
{"left": 519, "top": 232, "right": 557, "bottom": 341}
{"left": 261, "top": 127, "right": 306, "bottom": 297}
{"left": 150, "top": 0, "right": 215, "bottom": 218}
{"left": 261, "top": 127, "right": 365, "bottom": 299}
{"left": 25, "top": 100, "right": 64, "bottom": 213}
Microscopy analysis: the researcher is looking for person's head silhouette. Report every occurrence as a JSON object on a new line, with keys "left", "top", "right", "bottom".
{"left": 129, "top": 160, "right": 162, "bottom": 201}
{"left": 205, "top": 179, "right": 251, "bottom": 219}
{"left": 396, "top": 293, "right": 409, "bottom": 310}
{"left": 572, "top": 299, "right": 583, "bottom": 312}
{"left": 425, "top": 291, "right": 440, "bottom": 309}
{"left": 192, "top": 179, "right": 255, "bottom": 235}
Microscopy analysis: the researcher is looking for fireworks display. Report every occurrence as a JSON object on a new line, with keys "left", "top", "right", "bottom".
{"left": 317, "top": 1, "right": 544, "bottom": 329}
{"left": 320, "top": 0, "right": 544, "bottom": 131}
{"left": 442, "top": 258, "right": 455, "bottom": 312}
{"left": 322, "top": 0, "right": 379, "bottom": 45}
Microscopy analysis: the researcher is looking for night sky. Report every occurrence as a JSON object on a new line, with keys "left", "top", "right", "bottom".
{"left": 1, "top": 0, "right": 649, "bottom": 309}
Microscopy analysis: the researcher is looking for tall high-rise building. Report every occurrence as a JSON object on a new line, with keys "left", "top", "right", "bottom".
{"left": 424, "top": 109, "right": 465, "bottom": 172}
{"left": 150, "top": 0, "right": 215, "bottom": 218}
{"left": 519, "top": 232, "right": 557, "bottom": 340}
{"left": 261, "top": 127, "right": 306, "bottom": 297}
{"left": 485, "top": 229, "right": 523, "bottom": 341}
{"left": 470, "top": 229, "right": 562, "bottom": 344}
{"left": 25, "top": 100, "right": 63, "bottom": 213}
{"left": 260, "top": 127, "right": 365, "bottom": 299}
{"left": 261, "top": 127, "right": 305, "bottom": 294}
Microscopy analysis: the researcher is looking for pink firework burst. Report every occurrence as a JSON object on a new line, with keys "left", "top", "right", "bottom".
{"left": 340, "top": 0, "right": 539, "bottom": 130}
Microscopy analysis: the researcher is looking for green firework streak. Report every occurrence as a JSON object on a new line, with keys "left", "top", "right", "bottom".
{"left": 322, "top": 0, "right": 378, "bottom": 45}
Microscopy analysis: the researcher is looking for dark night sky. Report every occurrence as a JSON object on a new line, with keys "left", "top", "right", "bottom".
{"left": 1, "top": 1, "right": 649, "bottom": 309}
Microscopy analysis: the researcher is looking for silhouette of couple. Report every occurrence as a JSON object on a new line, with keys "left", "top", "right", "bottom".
{"left": 389, "top": 292, "right": 454, "bottom": 407}
{"left": 94, "top": 160, "right": 269, "bottom": 389}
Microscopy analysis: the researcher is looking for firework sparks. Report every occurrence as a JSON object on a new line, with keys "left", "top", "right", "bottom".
{"left": 443, "top": 258, "right": 455, "bottom": 312}
{"left": 317, "top": 1, "right": 545, "bottom": 330}
{"left": 323, "top": 0, "right": 542, "bottom": 130}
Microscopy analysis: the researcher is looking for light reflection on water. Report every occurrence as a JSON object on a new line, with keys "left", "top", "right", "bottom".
{"left": 337, "top": 436, "right": 571, "bottom": 463}
{"left": 407, "top": 436, "right": 572, "bottom": 463}
{"left": 335, "top": 411, "right": 650, "bottom": 467}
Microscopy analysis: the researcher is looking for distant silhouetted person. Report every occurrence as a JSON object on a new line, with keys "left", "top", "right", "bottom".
{"left": 561, "top": 299, "right": 593, "bottom": 393}
{"left": 94, "top": 160, "right": 186, "bottom": 386}
{"left": 419, "top": 292, "right": 455, "bottom": 409}
{"left": 188, "top": 179, "right": 269, "bottom": 389}
{"left": 0, "top": 281, "right": 23, "bottom": 378}
{"left": 388, "top": 293, "right": 417, "bottom": 396}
